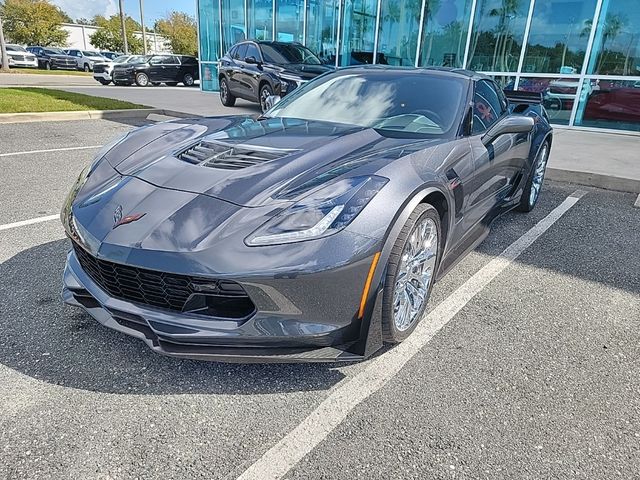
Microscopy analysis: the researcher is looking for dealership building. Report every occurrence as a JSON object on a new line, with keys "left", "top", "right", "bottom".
{"left": 197, "top": 0, "right": 640, "bottom": 132}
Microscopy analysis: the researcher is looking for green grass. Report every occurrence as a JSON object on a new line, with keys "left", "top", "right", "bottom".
{"left": 0, "top": 68, "right": 92, "bottom": 76}
{"left": 0, "top": 88, "right": 146, "bottom": 113}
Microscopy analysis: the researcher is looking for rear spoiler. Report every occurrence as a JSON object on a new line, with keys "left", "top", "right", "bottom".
{"left": 504, "top": 90, "right": 543, "bottom": 105}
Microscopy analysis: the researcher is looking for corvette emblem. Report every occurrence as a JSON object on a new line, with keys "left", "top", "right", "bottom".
{"left": 113, "top": 206, "right": 146, "bottom": 229}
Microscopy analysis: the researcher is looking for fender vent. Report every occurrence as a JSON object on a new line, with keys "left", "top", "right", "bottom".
{"left": 177, "top": 139, "right": 296, "bottom": 170}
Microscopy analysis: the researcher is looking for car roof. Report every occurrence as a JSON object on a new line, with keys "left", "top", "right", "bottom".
{"left": 333, "top": 65, "right": 487, "bottom": 81}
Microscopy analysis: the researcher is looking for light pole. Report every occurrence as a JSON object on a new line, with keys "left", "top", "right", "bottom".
{"left": 139, "top": 0, "right": 147, "bottom": 54}
{"left": 119, "top": 0, "right": 129, "bottom": 54}
{"left": 0, "top": 14, "right": 9, "bottom": 71}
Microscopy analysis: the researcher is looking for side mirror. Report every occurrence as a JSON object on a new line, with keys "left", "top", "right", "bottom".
{"left": 264, "top": 95, "right": 282, "bottom": 110}
{"left": 482, "top": 115, "right": 534, "bottom": 146}
{"left": 244, "top": 56, "right": 259, "bottom": 65}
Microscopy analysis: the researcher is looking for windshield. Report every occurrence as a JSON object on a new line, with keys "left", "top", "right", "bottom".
{"left": 83, "top": 51, "right": 101, "bottom": 57}
{"left": 114, "top": 55, "right": 134, "bottom": 63}
{"left": 44, "top": 48, "right": 64, "bottom": 55}
{"left": 260, "top": 43, "right": 321, "bottom": 65}
{"left": 7, "top": 45, "right": 27, "bottom": 52}
{"left": 267, "top": 70, "right": 467, "bottom": 137}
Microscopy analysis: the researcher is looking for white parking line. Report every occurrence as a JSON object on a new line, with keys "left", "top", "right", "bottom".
{"left": 0, "top": 145, "right": 101, "bottom": 158}
{"left": 236, "top": 189, "right": 587, "bottom": 480}
{"left": 0, "top": 214, "right": 59, "bottom": 232}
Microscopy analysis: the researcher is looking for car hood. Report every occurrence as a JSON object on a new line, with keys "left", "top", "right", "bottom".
{"left": 273, "top": 63, "right": 334, "bottom": 80}
{"left": 105, "top": 116, "right": 444, "bottom": 208}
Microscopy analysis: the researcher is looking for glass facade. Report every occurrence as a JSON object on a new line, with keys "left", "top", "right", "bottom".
{"left": 198, "top": 0, "right": 640, "bottom": 132}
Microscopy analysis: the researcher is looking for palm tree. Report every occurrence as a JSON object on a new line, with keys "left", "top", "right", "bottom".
{"left": 581, "top": 13, "right": 627, "bottom": 74}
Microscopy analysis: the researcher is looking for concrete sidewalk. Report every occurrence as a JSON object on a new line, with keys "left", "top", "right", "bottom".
{"left": 548, "top": 128, "right": 640, "bottom": 193}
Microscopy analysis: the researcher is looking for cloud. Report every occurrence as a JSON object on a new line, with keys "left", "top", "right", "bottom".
{"left": 50, "top": 0, "right": 118, "bottom": 21}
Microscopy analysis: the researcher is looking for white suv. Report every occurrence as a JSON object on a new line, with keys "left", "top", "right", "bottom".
{"left": 2, "top": 44, "right": 38, "bottom": 68}
{"left": 65, "top": 49, "right": 107, "bottom": 72}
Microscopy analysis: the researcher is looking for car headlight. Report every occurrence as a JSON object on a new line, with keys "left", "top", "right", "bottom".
{"left": 246, "top": 175, "right": 388, "bottom": 246}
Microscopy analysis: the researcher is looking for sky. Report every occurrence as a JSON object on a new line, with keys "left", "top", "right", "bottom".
{"left": 50, "top": 0, "right": 196, "bottom": 26}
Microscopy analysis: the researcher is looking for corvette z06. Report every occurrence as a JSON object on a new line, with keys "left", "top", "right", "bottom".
{"left": 61, "top": 67, "right": 552, "bottom": 363}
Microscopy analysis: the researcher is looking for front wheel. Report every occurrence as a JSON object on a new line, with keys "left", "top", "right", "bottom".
{"left": 182, "top": 73, "right": 195, "bottom": 86}
{"left": 219, "top": 77, "right": 236, "bottom": 107}
{"left": 97, "top": 79, "right": 110, "bottom": 85}
{"left": 259, "top": 83, "right": 274, "bottom": 113}
{"left": 83, "top": 63, "right": 90, "bottom": 72}
{"left": 135, "top": 72, "right": 149, "bottom": 87}
{"left": 517, "top": 141, "right": 550, "bottom": 212}
{"left": 43, "top": 62, "right": 51, "bottom": 70}
{"left": 381, "top": 204, "right": 441, "bottom": 343}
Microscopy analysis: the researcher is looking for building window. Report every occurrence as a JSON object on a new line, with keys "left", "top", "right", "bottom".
{"left": 574, "top": 79, "right": 640, "bottom": 131}
{"left": 248, "top": 0, "right": 273, "bottom": 41}
{"left": 376, "top": 0, "right": 421, "bottom": 66}
{"left": 276, "top": 0, "right": 304, "bottom": 42}
{"left": 339, "top": 0, "right": 378, "bottom": 66}
{"left": 306, "top": 0, "right": 340, "bottom": 64}
{"left": 222, "top": 0, "right": 247, "bottom": 53}
{"left": 466, "top": 0, "right": 531, "bottom": 72}
{"left": 418, "top": 0, "right": 473, "bottom": 68}
{"left": 518, "top": 76, "right": 577, "bottom": 125}
{"left": 521, "top": 0, "right": 597, "bottom": 74}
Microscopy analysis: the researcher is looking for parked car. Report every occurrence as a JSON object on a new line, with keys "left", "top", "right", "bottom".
{"left": 26, "top": 46, "right": 77, "bottom": 70}
{"left": 1, "top": 44, "right": 38, "bottom": 68}
{"left": 219, "top": 41, "right": 334, "bottom": 112}
{"left": 100, "top": 51, "right": 120, "bottom": 61}
{"left": 93, "top": 55, "right": 141, "bottom": 85}
{"left": 112, "top": 54, "right": 199, "bottom": 87}
{"left": 65, "top": 49, "right": 107, "bottom": 72}
{"left": 61, "top": 67, "right": 552, "bottom": 363}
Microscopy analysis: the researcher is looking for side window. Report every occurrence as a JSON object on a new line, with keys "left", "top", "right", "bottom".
{"left": 150, "top": 56, "right": 169, "bottom": 65}
{"left": 472, "top": 80, "right": 506, "bottom": 134}
{"left": 228, "top": 46, "right": 237, "bottom": 59}
{"left": 234, "top": 44, "right": 247, "bottom": 60}
{"left": 166, "top": 56, "right": 180, "bottom": 65}
{"left": 245, "top": 43, "right": 260, "bottom": 61}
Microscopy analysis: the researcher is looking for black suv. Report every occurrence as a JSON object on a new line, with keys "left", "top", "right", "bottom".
{"left": 112, "top": 54, "right": 199, "bottom": 87}
{"left": 26, "top": 46, "right": 77, "bottom": 70}
{"left": 219, "top": 41, "right": 334, "bottom": 112}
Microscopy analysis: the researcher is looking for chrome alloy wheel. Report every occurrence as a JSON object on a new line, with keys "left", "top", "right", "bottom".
{"left": 393, "top": 217, "right": 438, "bottom": 331}
{"left": 530, "top": 143, "right": 549, "bottom": 206}
{"left": 260, "top": 87, "right": 271, "bottom": 112}
{"left": 220, "top": 80, "right": 228, "bottom": 102}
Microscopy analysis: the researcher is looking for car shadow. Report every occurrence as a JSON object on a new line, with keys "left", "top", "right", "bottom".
{"left": 0, "top": 239, "right": 346, "bottom": 395}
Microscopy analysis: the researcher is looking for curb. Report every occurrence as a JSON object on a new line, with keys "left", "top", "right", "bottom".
{"left": 0, "top": 108, "right": 197, "bottom": 123}
{"left": 547, "top": 167, "right": 640, "bottom": 194}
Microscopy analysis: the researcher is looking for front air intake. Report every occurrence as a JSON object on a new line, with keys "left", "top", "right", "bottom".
{"left": 177, "top": 139, "right": 296, "bottom": 170}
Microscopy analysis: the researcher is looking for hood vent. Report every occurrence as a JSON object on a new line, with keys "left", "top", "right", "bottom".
{"left": 177, "top": 139, "right": 297, "bottom": 170}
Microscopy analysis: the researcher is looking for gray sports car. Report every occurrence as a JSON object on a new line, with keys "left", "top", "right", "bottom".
{"left": 61, "top": 66, "right": 552, "bottom": 362}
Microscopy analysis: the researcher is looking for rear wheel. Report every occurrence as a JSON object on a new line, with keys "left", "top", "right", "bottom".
{"left": 182, "top": 73, "right": 195, "bottom": 86}
{"left": 517, "top": 141, "right": 550, "bottom": 212}
{"left": 220, "top": 77, "right": 236, "bottom": 107}
{"left": 135, "top": 72, "right": 149, "bottom": 87}
{"left": 381, "top": 204, "right": 441, "bottom": 343}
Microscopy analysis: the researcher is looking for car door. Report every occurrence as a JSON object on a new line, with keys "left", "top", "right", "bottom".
{"left": 227, "top": 44, "right": 248, "bottom": 97}
{"left": 164, "top": 55, "right": 181, "bottom": 81}
{"left": 147, "top": 56, "right": 167, "bottom": 81}
{"left": 466, "top": 79, "right": 528, "bottom": 227}
{"left": 240, "top": 43, "right": 263, "bottom": 101}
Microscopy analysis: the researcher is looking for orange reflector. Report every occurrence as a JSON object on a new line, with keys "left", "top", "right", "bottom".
{"left": 358, "top": 252, "right": 381, "bottom": 319}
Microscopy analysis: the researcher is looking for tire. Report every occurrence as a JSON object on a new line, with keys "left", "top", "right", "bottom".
{"left": 182, "top": 73, "right": 195, "bottom": 86}
{"left": 97, "top": 79, "right": 111, "bottom": 85}
{"left": 259, "top": 83, "right": 274, "bottom": 113}
{"left": 517, "top": 140, "right": 550, "bottom": 213}
{"left": 83, "top": 63, "right": 90, "bottom": 72}
{"left": 219, "top": 77, "right": 236, "bottom": 107}
{"left": 381, "top": 204, "right": 442, "bottom": 343}
{"left": 166, "top": 82, "right": 178, "bottom": 86}
{"left": 135, "top": 72, "right": 149, "bottom": 87}
{"left": 43, "top": 62, "right": 51, "bottom": 70}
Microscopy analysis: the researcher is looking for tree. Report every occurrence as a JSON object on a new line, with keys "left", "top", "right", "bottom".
{"left": 75, "top": 17, "right": 98, "bottom": 26}
{"left": 0, "top": 13, "right": 9, "bottom": 71}
{"left": 90, "top": 14, "right": 144, "bottom": 54}
{"left": 0, "top": 0, "right": 69, "bottom": 46}
{"left": 155, "top": 12, "right": 197, "bottom": 56}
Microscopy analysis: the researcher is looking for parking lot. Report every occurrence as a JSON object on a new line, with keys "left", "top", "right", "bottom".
{"left": 1, "top": 117, "right": 639, "bottom": 479}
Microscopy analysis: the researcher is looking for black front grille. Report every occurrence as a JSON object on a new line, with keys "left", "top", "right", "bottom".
{"left": 72, "top": 242, "right": 255, "bottom": 319}
{"left": 93, "top": 64, "right": 108, "bottom": 73}
{"left": 178, "top": 140, "right": 295, "bottom": 170}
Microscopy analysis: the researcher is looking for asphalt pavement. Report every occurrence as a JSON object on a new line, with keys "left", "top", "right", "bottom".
{"left": 0, "top": 119, "right": 638, "bottom": 479}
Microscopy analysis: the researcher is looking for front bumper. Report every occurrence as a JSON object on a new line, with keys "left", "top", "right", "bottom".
{"left": 62, "top": 243, "right": 383, "bottom": 363}
{"left": 9, "top": 58, "right": 38, "bottom": 68}
{"left": 93, "top": 72, "right": 112, "bottom": 81}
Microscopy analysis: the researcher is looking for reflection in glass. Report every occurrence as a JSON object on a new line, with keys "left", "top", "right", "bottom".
{"left": 198, "top": 0, "right": 222, "bottom": 91}
{"left": 586, "top": 0, "right": 640, "bottom": 76}
{"left": 339, "top": 0, "right": 378, "bottom": 66}
{"left": 517, "top": 76, "right": 576, "bottom": 124}
{"left": 418, "top": 0, "right": 473, "bottom": 68}
{"left": 222, "top": 0, "right": 246, "bottom": 53}
{"left": 376, "top": 0, "right": 422, "bottom": 66}
{"left": 276, "top": 0, "right": 304, "bottom": 43}
{"left": 466, "top": 0, "right": 530, "bottom": 72}
{"left": 522, "top": 0, "right": 597, "bottom": 74}
{"left": 306, "top": 0, "right": 340, "bottom": 64}
{"left": 248, "top": 0, "right": 273, "bottom": 41}
{"left": 490, "top": 75, "right": 516, "bottom": 90}
{"left": 574, "top": 79, "right": 640, "bottom": 131}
